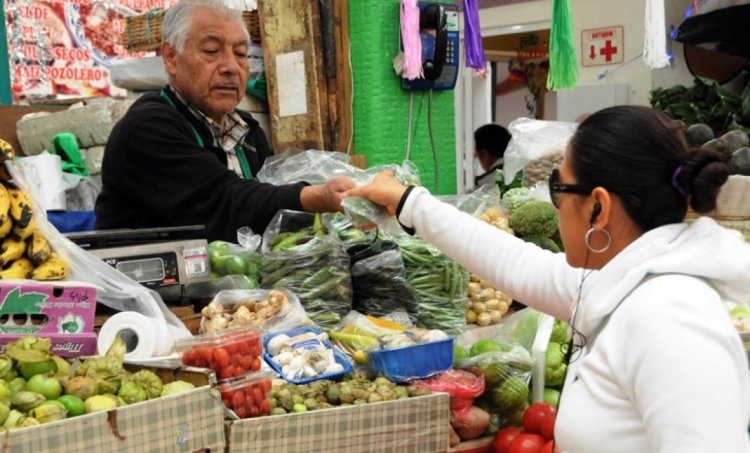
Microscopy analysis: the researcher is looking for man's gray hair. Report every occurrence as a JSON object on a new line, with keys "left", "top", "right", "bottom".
{"left": 162, "top": 0, "right": 249, "bottom": 54}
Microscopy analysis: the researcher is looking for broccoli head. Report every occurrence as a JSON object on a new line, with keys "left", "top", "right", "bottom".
{"left": 508, "top": 201, "right": 559, "bottom": 238}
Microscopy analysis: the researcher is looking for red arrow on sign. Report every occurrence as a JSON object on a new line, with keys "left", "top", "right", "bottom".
{"left": 589, "top": 45, "right": 596, "bottom": 60}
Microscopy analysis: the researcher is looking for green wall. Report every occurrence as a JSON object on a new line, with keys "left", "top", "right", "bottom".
{"left": 0, "top": 0, "right": 12, "bottom": 104}
{"left": 349, "top": 0, "right": 457, "bottom": 195}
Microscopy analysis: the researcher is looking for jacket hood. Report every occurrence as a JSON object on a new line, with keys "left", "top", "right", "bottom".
{"left": 576, "top": 217, "right": 750, "bottom": 337}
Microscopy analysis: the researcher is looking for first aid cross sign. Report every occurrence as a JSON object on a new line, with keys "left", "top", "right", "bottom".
{"left": 581, "top": 26, "right": 624, "bottom": 67}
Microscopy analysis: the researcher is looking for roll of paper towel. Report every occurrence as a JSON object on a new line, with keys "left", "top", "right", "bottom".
{"left": 98, "top": 312, "right": 181, "bottom": 360}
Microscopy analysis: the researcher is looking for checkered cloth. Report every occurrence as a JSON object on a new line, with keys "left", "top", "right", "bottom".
{"left": 225, "top": 393, "right": 450, "bottom": 453}
{"left": 0, "top": 386, "right": 225, "bottom": 453}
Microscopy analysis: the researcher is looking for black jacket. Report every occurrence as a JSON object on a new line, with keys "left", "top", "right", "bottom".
{"left": 95, "top": 88, "right": 306, "bottom": 242}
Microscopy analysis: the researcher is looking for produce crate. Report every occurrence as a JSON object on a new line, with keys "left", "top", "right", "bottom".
{"left": 0, "top": 362, "right": 226, "bottom": 452}
{"left": 123, "top": 9, "right": 261, "bottom": 52}
{"left": 225, "top": 393, "right": 450, "bottom": 453}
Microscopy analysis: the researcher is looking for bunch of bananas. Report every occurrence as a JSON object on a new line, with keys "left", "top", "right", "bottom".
{"left": 0, "top": 181, "right": 68, "bottom": 280}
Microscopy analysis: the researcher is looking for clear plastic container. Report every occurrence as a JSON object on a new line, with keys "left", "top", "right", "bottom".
{"left": 174, "top": 325, "right": 263, "bottom": 380}
{"left": 218, "top": 371, "right": 274, "bottom": 419}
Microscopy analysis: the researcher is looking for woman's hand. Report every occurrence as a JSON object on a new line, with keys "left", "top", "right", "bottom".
{"left": 300, "top": 176, "right": 356, "bottom": 213}
{"left": 345, "top": 171, "right": 409, "bottom": 216}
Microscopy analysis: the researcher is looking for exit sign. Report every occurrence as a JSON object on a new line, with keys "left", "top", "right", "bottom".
{"left": 581, "top": 26, "right": 624, "bottom": 67}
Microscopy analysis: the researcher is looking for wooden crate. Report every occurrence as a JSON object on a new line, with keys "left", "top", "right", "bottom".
{"left": 123, "top": 9, "right": 261, "bottom": 52}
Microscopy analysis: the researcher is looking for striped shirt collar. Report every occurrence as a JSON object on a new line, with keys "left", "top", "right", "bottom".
{"left": 169, "top": 86, "right": 250, "bottom": 176}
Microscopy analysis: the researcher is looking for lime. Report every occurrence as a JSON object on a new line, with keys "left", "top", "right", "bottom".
{"left": 57, "top": 395, "right": 85, "bottom": 417}
{"left": 19, "top": 360, "right": 57, "bottom": 380}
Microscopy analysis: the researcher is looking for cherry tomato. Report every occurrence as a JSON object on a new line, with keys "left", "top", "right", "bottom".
{"left": 253, "top": 387, "right": 265, "bottom": 404}
{"left": 232, "top": 391, "right": 245, "bottom": 409}
{"left": 226, "top": 342, "right": 239, "bottom": 355}
{"left": 508, "top": 433, "right": 546, "bottom": 453}
{"left": 249, "top": 341, "right": 262, "bottom": 357}
{"left": 246, "top": 393, "right": 256, "bottom": 408}
{"left": 238, "top": 340, "right": 251, "bottom": 356}
{"left": 213, "top": 348, "right": 231, "bottom": 368}
{"left": 492, "top": 427, "right": 523, "bottom": 453}
{"left": 249, "top": 404, "right": 260, "bottom": 417}
{"left": 251, "top": 357, "right": 261, "bottom": 371}
{"left": 235, "top": 405, "right": 248, "bottom": 419}
{"left": 258, "top": 398, "right": 270, "bottom": 415}
{"left": 540, "top": 414, "right": 555, "bottom": 441}
{"left": 523, "top": 403, "right": 556, "bottom": 435}
{"left": 182, "top": 350, "right": 195, "bottom": 365}
{"left": 219, "top": 366, "right": 234, "bottom": 380}
{"left": 222, "top": 395, "right": 232, "bottom": 407}
{"left": 540, "top": 440, "right": 560, "bottom": 453}
{"left": 260, "top": 379, "right": 272, "bottom": 392}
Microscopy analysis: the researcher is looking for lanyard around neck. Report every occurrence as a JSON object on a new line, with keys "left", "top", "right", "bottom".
{"left": 159, "top": 89, "right": 253, "bottom": 180}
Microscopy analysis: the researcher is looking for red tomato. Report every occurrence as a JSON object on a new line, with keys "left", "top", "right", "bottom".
{"left": 253, "top": 387, "right": 265, "bottom": 404}
{"left": 246, "top": 393, "right": 256, "bottom": 408}
{"left": 235, "top": 405, "right": 248, "bottom": 419}
{"left": 225, "top": 342, "right": 239, "bottom": 355}
{"left": 492, "top": 427, "right": 523, "bottom": 453}
{"left": 218, "top": 366, "right": 234, "bottom": 380}
{"left": 508, "top": 433, "right": 546, "bottom": 453}
{"left": 239, "top": 355, "right": 253, "bottom": 371}
{"left": 237, "top": 340, "right": 250, "bottom": 356}
{"left": 249, "top": 341, "right": 262, "bottom": 357}
{"left": 258, "top": 398, "right": 270, "bottom": 415}
{"left": 231, "top": 391, "right": 245, "bottom": 409}
{"left": 251, "top": 357, "right": 261, "bottom": 371}
{"left": 523, "top": 403, "right": 556, "bottom": 435}
{"left": 261, "top": 379, "right": 272, "bottom": 392}
{"left": 181, "top": 350, "right": 195, "bottom": 365}
{"left": 213, "top": 348, "right": 231, "bottom": 368}
{"left": 540, "top": 414, "right": 555, "bottom": 441}
{"left": 540, "top": 440, "right": 560, "bottom": 453}
{"left": 222, "top": 395, "right": 232, "bottom": 407}
{"left": 249, "top": 404, "right": 261, "bottom": 417}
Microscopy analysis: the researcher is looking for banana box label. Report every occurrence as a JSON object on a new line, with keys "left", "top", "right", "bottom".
{"left": 0, "top": 282, "right": 97, "bottom": 357}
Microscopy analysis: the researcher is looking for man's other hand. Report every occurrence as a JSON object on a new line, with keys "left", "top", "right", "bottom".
{"left": 300, "top": 176, "right": 356, "bottom": 213}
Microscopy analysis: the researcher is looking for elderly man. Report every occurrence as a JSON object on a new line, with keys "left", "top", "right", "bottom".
{"left": 95, "top": 0, "right": 353, "bottom": 242}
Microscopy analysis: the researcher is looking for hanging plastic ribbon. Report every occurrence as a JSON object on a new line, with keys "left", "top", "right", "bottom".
{"left": 546, "top": 0, "right": 578, "bottom": 90}
{"left": 463, "top": 0, "right": 487, "bottom": 75}
{"left": 401, "top": 0, "right": 423, "bottom": 80}
{"left": 643, "top": 0, "right": 670, "bottom": 68}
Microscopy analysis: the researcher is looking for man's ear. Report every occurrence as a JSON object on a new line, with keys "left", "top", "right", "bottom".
{"left": 162, "top": 42, "right": 177, "bottom": 77}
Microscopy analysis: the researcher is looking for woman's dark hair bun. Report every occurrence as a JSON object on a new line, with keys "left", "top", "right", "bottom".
{"left": 680, "top": 147, "right": 729, "bottom": 213}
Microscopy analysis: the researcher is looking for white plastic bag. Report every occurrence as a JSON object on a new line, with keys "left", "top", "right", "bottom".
{"left": 503, "top": 118, "right": 578, "bottom": 183}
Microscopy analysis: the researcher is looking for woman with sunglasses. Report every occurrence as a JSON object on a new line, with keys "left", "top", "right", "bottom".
{"left": 346, "top": 105, "right": 750, "bottom": 452}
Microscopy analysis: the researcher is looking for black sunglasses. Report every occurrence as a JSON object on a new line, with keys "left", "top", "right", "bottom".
{"left": 548, "top": 168, "right": 593, "bottom": 208}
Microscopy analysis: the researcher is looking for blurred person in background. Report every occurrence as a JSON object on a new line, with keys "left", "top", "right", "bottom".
{"left": 473, "top": 124, "right": 512, "bottom": 187}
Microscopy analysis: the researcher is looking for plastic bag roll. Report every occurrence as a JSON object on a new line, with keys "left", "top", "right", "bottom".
{"left": 98, "top": 312, "right": 173, "bottom": 360}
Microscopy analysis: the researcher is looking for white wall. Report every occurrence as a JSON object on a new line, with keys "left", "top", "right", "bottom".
{"left": 478, "top": 0, "right": 697, "bottom": 106}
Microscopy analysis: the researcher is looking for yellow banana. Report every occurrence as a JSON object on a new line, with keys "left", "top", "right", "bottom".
{"left": 0, "top": 184, "right": 10, "bottom": 224}
{"left": 0, "top": 216, "right": 12, "bottom": 239}
{"left": 27, "top": 231, "right": 52, "bottom": 266}
{"left": 0, "top": 236, "right": 27, "bottom": 266}
{"left": 6, "top": 183, "right": 33, "bottom": 229}
{"left": 12, "top": 215, "right": 34, "bottom": 241}
{"left": 29, "top": 253, "right": 68, "bottom": 281}
{"left": 0, "top": 258, "right": 33, "bottom": 279}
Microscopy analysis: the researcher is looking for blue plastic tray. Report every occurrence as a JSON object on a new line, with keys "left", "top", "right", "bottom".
{"left": 368, "top": 337, "right": 454, "bottom": 383}
{"left": 262, "top": 325, "right": 351, "bottom": 384}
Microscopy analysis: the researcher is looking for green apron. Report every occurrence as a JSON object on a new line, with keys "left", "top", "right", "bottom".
{"left": 160, "top": 89, "right": 253, "bottom": 179}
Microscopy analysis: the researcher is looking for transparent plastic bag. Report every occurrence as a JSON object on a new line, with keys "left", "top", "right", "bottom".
{"left": 438, "top": 184, "right": 501, "bottom": 218}
{"left": 395, "top": 236, "right": 469, "bottom": 336}
{"left": 208, "top": 240, "right": 262, "bottom": 286}
{"left": 260, "top": 210, "right": 352, "bottom": 329}
{"left": 502, "top": 118, "right": 577, "bottom": 184}
{"left": 256, "top": 148, "right": 367, "bottom": 186}
{"left": 411, "top": 368, "right": 485, "bottom": 419}
{"left": 348, "top": 239, "right": 418, "bottom": 323}
{"left": 199, "top": 288, "right": 312, "bottom": 334}
{"left": 5, "top": 161, "right": 191, "bottom": 339}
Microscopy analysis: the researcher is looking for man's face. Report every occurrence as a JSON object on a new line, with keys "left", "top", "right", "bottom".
{"left": 163, "top": 8, "right": 249, "bottom": 123}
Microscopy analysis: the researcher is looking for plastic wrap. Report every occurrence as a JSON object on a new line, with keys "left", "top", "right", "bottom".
{"left": 260, "top": 210, "right": 352, "bottom": 328}
{"left": 348, "top": 239, "right": 418, "bottom": 322}
{"left": 438, "top": 184, "right": 501, "bottom": 218}
{"left": 456, "top": 308, "right": 547, "bottom": 429}
{"left": 6, "top": 161, "right": 190, "bottom": 339}
{"left": 208, "top": 240, "right": 262, "bottom": 287}
{"left": 396, "top": 236, "right": 469, "bottom": 336}
{"left": 199, "top": 288, "right": 312, "bottom": 334}
{"left": 502, "top": 118, "right": 577, "bottom": 184}
{"left": 256, "top": 149, "right": 366, "bottom": 186}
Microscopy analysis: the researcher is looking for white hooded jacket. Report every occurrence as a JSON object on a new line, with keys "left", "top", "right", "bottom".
{"left": 399, "top": 187, "right": 750, "bottom": 453}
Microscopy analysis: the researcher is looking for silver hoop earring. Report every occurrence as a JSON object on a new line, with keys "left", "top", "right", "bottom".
{"left": 585, "top": 227, "right": 611, "bottom": 253}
